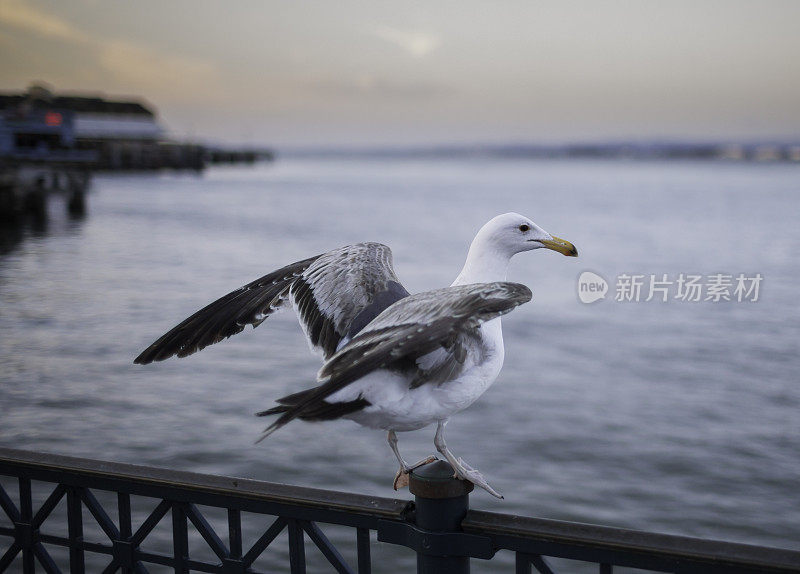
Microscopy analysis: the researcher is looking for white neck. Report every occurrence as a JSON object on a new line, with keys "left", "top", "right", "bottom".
{"left": 451, "top": 238, "right": 511, "bottom": 286}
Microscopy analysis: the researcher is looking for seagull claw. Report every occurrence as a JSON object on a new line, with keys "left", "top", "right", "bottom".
{"left": 451, "top": 457, "right": 504, "bottom": 499}
{"left": 393, "top": 455, "right": 438, "bottom": 490}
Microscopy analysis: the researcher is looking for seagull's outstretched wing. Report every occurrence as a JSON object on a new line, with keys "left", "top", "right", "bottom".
{"left": 258, "top": 282, "right": 532, "bottom": 438}
{"left": 134, "top": 243, "right": 408, "bottom": 364}
{"left": 134, "top": 255, "right": 320, "bottom": 364}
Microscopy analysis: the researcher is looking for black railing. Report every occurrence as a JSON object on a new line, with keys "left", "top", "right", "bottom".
{"left": 0, "top": 448, "right": 798, "bottom": 573}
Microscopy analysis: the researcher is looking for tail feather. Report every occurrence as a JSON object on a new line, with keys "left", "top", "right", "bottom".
{"left": 255, "top": 387, "right": 317, "bottom": 418}
{"left": 255, "top": 385, "right": 370, "bottom": 442}
{"left": 255, "top": 405, "right": 290, "bottom": 417}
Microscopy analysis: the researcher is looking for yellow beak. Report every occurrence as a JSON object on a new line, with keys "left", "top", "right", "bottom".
{"left": 538, "top": 235, "right": 578, "bottom": 257}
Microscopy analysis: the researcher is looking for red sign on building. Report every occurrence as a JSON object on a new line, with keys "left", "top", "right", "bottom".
{"left": 44, "top": 111, "right": 63, "bottom": 126}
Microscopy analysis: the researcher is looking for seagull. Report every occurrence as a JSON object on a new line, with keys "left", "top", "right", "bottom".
{"left": 134, "top": 213, "right": 577, "bottom": 497}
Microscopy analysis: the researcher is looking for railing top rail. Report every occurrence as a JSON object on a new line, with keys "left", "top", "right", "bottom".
{"left": 464, "top": 510, "right": 800, "bottom": 572}
{"left": 0, "top": 447, "right": 410, "bottom": 520}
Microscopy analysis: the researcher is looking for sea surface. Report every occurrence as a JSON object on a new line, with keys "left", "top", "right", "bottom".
{"left": 1, "top": 158, "right": 799, "bottom": 572}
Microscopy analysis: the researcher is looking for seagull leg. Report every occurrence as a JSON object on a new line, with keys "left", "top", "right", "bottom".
{"left": 388, "top": 430, "right": 437, "bottom": 490}
{"left": 434, "top": 419, "right": 504, "bottom": 499}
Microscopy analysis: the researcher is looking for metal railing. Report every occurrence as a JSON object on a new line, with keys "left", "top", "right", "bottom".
{"left": 0, "top": 448, "right": 798, "bottom": 573}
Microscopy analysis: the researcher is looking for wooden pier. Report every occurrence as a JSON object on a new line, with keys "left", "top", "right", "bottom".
{"left": 0, "top": 164, "right": 90, "bottom": 223}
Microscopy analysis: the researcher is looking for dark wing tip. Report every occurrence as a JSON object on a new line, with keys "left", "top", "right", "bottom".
{"left": 133, "top": 345, "right": 161, "bottom": 365}
{"left": 133, "top": 345, "right": 180, "bottom": 365}
{"left": 133, "top": 346, "right": 174, "bottom": 365}
{"left": 505, "top": 281, "right": 533, "bottom": 304}
{"left": 132, "top": 255, "right": 321, "bottom": 366}
{"left": 133, "top": 327, "right": 238, "bottom": 365}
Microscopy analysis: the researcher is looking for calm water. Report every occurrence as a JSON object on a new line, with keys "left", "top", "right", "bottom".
{"left": 1, "top": 158, "right": 799, "bottom": 571}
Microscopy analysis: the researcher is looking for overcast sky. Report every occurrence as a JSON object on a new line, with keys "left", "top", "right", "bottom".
{"left": 1, "top": 0, "right": 798, "bottom": 146}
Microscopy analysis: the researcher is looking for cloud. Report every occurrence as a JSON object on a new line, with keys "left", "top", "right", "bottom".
{"left": 0, "top": 0, "right": 220, "bottom": 104}
{"left": 309, "top": 74, "right": 454, "bottom": 100}
{"left": 0, "top": 0, "right": 89, "bottom": 43}
{"left": 97, "top": 40, "right": 220, "bottom": 102}
{"left": 369, "top": 26, "right": 441, "bottom": 58}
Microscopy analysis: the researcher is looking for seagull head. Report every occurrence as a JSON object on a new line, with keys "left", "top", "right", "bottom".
{"left": 453, "top": 213, "right": 577, "bottom": 285}
{"left": 478, "top": 212, "right": 578, "bottom": 258}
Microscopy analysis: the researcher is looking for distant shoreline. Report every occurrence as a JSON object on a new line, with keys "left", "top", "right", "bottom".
{"left": 279, "top": 141, "right": 800, "bottom": 162}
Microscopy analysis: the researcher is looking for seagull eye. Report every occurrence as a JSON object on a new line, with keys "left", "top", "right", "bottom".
{"left": 518, "top": 224, "right": 530, "bottom": 232}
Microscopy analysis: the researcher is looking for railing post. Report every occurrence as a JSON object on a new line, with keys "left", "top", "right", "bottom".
{"left": 409, "top": 460, "right": 473, "bottom": 574}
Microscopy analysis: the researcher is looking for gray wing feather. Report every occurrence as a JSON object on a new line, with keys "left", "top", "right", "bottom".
{"left": 321, "top": 282, "right": 532, "bottom": 385}
{"left": 134, "top": 255, "right": 320, "bottom": 364}
{"left": 290, "top": 242, "right": 408, "bottom": 359}
{"left": 259, "top": 282, "right": 532, "bottom": 438}
{"left": 135, "top": 242, "right": 407, "bottom": 364}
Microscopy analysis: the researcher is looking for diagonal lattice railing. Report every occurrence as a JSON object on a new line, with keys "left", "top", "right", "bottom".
{"left": 1, "top": 448, "right": 799, "bottom": 574}
{"left": 0, "top": 480, "right": 372, "bottom": 573}
{"left": 0, "top": 450, "right": 390, "bottom": 573}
